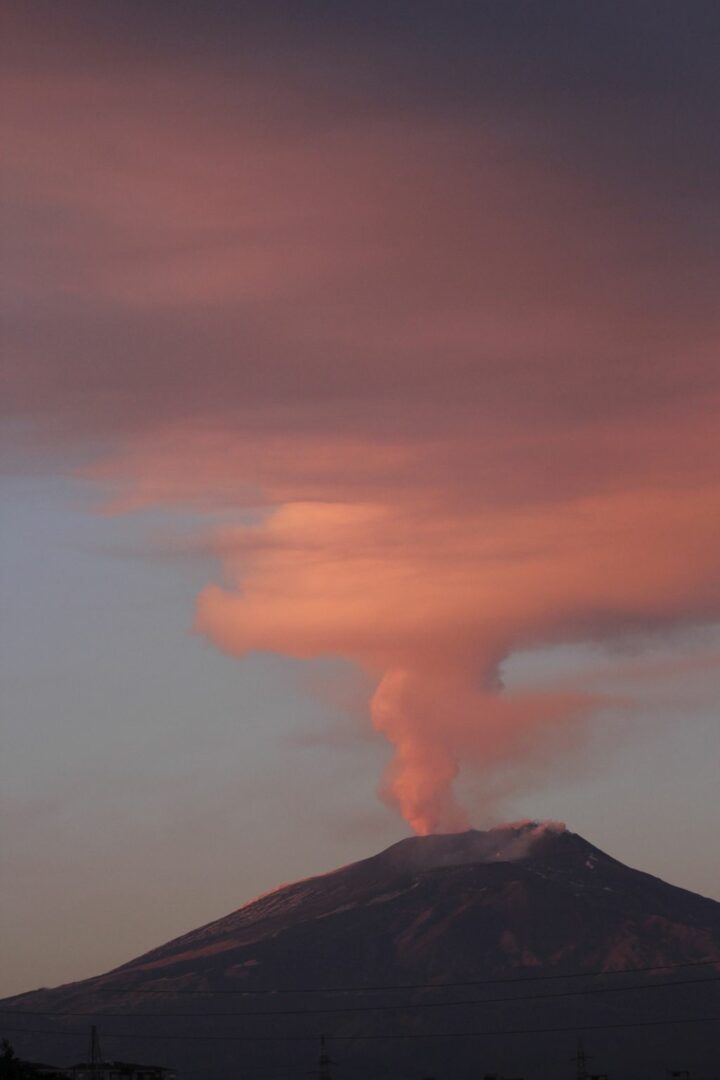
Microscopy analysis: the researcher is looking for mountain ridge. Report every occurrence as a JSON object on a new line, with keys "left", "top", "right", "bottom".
{"left": 105, "top": 822, "right": 718, "bottom": 979}
{"left": 3, "top": 823, "right": 719, "bottom": 1079}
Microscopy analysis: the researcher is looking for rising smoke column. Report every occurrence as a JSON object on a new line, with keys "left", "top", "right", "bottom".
{"left": 192, "top": 490, "right": 719, "bottom": 834}
{"left": 370, "top": 668, "right": 470, "bottom": 835}
{"left": 369, "top": 666, "right": 589, "bottom": 835}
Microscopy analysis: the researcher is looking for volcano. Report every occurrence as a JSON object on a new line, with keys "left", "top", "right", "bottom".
{"left": 3, "top": 823, "right": 719, "bottom": 1079}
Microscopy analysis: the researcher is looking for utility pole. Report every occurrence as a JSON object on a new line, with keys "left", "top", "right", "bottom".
{"left": 89, "top": 1025, "right": 104, "bottom": 1079}
{"left": 572, "top": 1039, "right": 590, "bottom": 1080}
{"left": 318, "top": 1034, "right": 334, "bottom": 1080}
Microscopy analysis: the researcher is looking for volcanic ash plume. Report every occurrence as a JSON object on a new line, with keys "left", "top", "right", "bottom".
{"left": 370, "top": 669, "right": 470, "bottom": 835}
{"left": 191, "top": 495, "right": 705, "bottom": 835}
{"left": 369, "top": 666, "right": 592, "bottom": 835}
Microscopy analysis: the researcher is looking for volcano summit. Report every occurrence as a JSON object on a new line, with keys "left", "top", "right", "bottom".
{"left": 3, "top": 824, "right": 719, "bottom": 1079}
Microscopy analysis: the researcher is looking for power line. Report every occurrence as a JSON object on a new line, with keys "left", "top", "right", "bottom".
{"left": 1, "top": 1015, "right": 718, "bottom": 1043}
{"left": 2, "top": 976, "right": 717, "bottom": 1020}
{"left": 81, "top": 957, "right": 719, "bottom": 997}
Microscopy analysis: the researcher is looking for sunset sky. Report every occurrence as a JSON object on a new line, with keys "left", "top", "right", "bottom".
{"left": 1, "top": 2, "right": 719, "bottom": 999}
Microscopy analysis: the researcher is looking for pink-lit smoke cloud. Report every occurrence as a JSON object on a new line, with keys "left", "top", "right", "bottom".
{"left": 3, "top": 5, "right": 720, "bottom": 832}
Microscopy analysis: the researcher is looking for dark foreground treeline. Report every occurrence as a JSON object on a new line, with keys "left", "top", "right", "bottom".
{"left": 1, "top": 1040, "right": 66, "bottom": 1079}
